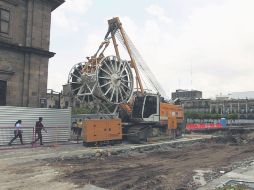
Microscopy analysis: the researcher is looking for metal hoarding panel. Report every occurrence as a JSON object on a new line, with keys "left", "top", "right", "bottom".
{"left": 0, "top": 106, "right": 71, "bottom": 145}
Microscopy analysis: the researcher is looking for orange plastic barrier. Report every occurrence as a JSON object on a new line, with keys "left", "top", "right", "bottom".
{"left": 186, "top": 123, "right": 222, "bottom": 130}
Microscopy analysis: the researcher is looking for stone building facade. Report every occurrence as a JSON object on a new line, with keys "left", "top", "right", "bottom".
{"left": 0, "top": 0, "right": 63, "bottom": 107}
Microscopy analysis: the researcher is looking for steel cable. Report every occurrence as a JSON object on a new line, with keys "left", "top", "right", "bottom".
{"left": 115, "top": 29, "right": 167, "bottom": 97}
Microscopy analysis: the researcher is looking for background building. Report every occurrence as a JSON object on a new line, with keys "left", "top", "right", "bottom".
{"left": 46, "top": 83, "right": 84, "bottom": 109}
{"left": 181, "top": 98, "right": 254, "bottom": 119}
{"left": 209, "top": 99, "right": 254, "bottom": 119}
{"left": 181, "top": 99, "right": 211, "bottom": 113}
{"left": 228, "top": 91, "right": 254, "bottom": 99}
{"left": 172, "top": 89, "right": 202, "bottom": 100}
{"left": 0, "top": 0, "right": 64, "bottom": 107}
{"left": 46, "top": 85, "right": 71, "bottom": 109}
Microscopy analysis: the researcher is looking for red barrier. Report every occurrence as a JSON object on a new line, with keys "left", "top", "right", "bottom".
{"left": 186, "top": 123, "right": 222, "bottom": 130}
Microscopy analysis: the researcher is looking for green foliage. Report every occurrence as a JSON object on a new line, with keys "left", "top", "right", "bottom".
{"left": 184, "top": 111, "right": 238, "bottom": 121}
{"left": 227, "top": 114, "right": 238, "bottom": 120}
{"left": 214, "top": 113, "right": 221, "bottom": 120}
{"left": 204, "top": 113, "right": 211, "bottom": 120}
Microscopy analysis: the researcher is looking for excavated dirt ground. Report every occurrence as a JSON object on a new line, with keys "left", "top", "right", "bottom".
{"left": 49, "top": 131, "right": 254, "bottom": 190}
{"left": 1, "top": 131, "right": 254, "bottom": 190}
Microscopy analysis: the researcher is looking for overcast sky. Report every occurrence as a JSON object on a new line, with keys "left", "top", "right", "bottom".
{"left": 48, "top": 0, "right": 254, "bottom": 99}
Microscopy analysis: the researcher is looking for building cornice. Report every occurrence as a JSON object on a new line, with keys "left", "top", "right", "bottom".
{"left": 0, "top": 69, "right": 15, "bottom": 75}
{"left": 48, "top": 0, "right": 65, "bottom": 11}
{"left": 0, "top": 41, "right": 55, "bottom": 58}
{"left": 0, "top": 69, "right": 15, "bottom": 80}
{"left": 1, "top": 0, "right": 18, "bottom": 6}
{"left": 1, "top": 0, "right": 64, "bottom": 11}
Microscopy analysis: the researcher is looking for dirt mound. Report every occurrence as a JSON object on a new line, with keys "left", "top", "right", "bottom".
{"left": 205, "top": 131, "right": 254, "bottom": 145}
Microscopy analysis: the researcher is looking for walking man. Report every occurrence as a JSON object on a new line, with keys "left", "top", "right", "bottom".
{"left": 8, "top": 120, "right": 24, "bottom": 145}
{"left": 32, "top": 117, "right": 47, "bottom": 145}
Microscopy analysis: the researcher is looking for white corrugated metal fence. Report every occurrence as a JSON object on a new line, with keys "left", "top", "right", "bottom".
{"left": 0, "top": 106, "right": 71, "bottom": 146}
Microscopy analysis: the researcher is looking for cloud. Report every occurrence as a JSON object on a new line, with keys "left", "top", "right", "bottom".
{"left": 49, "top": 0, "right": 254, "bottom": 98}
{"left": 51, "top": 0, "right": 93, "bottom": 31}
{"left": 173, "top": 0, "right": 254, "bottom": 97}
{"left": 146, "top": 4, "right": 173, "bottom": 23}
{"left": 61, "top": 0, "right": 93, "bottom": 13}
{"left": 81, "top": 15, "right": 140, "bottom": 59}
{"left": 127, "top": 0, "right": 254, "bottom": 98}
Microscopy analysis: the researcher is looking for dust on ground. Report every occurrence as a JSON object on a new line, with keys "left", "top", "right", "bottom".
{"left": 1, "top": 131, "right": 254, "bottom": 190}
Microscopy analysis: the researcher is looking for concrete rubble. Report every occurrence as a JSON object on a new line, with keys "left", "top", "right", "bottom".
{"left": 198, "top": 161, "right": 254, "bottom": 190}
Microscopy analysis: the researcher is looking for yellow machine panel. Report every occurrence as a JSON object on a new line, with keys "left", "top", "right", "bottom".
{"left": 168, "top": 115, "right": 177, "bottom": 129}
{"left": 160, "top": 103, "right": 184, "bottom": 121}
{"left": 160, "top": 102, "right": 184, "bottom": 130}
{"left": 83, "top": 119, "right": 122, "bottom": 143}
{"left": 160, "top": 103, "right": 184, "bottom": 118}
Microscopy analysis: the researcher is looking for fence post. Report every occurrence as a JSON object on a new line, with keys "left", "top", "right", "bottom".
{"left": 32, "top": 127, "right": 35, "bottom": 148}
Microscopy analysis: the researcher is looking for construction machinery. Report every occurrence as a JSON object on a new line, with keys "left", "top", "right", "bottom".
{"left": 68, "top": 17, "right": 185, "bottom": 145}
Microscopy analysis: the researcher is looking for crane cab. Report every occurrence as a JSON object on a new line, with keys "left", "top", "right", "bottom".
{"left": 131, "top": 94, "right": 184, "bottom": 124}
{"left": 132, "top": 94, "right": 160, "bottom": 122}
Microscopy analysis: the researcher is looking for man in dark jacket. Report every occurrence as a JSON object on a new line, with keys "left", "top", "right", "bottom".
{"left": 32, "top": 117, "right": 47, "bottom": 145}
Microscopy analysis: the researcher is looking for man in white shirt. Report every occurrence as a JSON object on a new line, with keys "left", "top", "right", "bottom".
{"left": 8, "top": 120, "right": 24, "bottom": 145}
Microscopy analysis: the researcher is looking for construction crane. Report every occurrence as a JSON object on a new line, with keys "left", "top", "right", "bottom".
{"left": 68, "top": 17, "right": 185, "bottom": 144}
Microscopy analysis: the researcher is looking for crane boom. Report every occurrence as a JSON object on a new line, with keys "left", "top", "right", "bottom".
{"left": 107, "top": 17, "right": 167, "bottom": 98}
{"left": 104, "top": 17, "right": 166, "bottom": 97}
{"left": 117, "top": 30, "right": 167, "bottom": 98}
{"left": 107, "top": 17, "right": 144, "bottom": 94}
